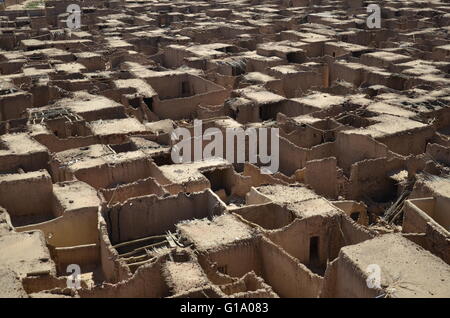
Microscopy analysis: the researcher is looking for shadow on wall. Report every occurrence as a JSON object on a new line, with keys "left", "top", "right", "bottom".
{"left": 98, "top": 189, "right": 227, "bottom": 283}
{"left": 199, "top": 235, "right": 323, "bottom": 298}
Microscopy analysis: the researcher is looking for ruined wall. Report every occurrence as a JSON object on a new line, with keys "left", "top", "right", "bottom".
{"left": 332, "top": 200, "right": 369, "bottom": 225}
{"left": 246, "top": 187, "right": 272, "bottom": 205}
{"left": 377, "top": 126, "right": 435, "bottom": 156}
{"left": 435, "top": 196, "right": 450, "bottom": 231}
{"left": 320, "top": 252, "right": 382, "bottom": 298}
{"left": 427, "top": 143, "right": 450, "bottom": 166}
{"left": 267, "top": 215, "right": 335, "bottom": 267}
{"left": 410, "top": 179, "right": 450, "bottom": 230}
{"left": 307, "top": 142, "right": 336, "bottom": 161}
{"left": 106, "top": 191, "right": 224, "bottom": 244}
{"left": 0, "top": 170, "right": 53, "bottom": 225}
{"left": 279, "top": 124, "right": 323, "bottom": 149}
{"left": 163, "top": 46, "right": 194, "bottom": 69}
{"left": 219, "top": 271, "right": 278, "bottom": 298}
{"left": 155, "top": 89, "right": 228, "bottom": 120}
{"left": 80, "top": 258, "right": 169, "bottom": 298}
{"left": 100, "top": 177, "right": 168, "bottom": 204}
{"left": 421, "top": 222, "right": 450, "bottom": 265}
{"left": 0, "top": 149, "right": 49, "bottom": 174}
{"left": 335, "top": 132, "right": 388, "bottom": 175}
{"left": 330, "top": 61, "right": 364, "bottom": 86}
{"left": 169, "top": 285, "right": 226, "bottom": 298}
{"left": 32, "top": 134, "right": 106, "bottom": 153}
{"left": 0, "top": 91, "right": 33, "bottom": 121}
{"left": 233, "top": 203, "right": 295, "bottom": 230}
{"left": 280, "top": 72, "right": 324, "bottom": 98}
{"left": 203, "top": 239, "right": 263, "bottom": 279}
{"left": 21, "top": 275, "right": 70, "bottom": 295}
{"left": 403, "top": 199, "right": 450, "bottom": 264}
{"left": 55, "top": 243, "right": 100, "bottom": 273}
{"left": 305, "top": 157, "right": 338, "bottom": 198}
{"left": 348, "top": 156, "right": 405, "bottom": 200}
{"left": 278, "top": 136, "right": 308, "bottom": 176}
{"left": 260, "top": 237, "right": 323, "bottom": 298}
{"left": 73, "top": 157, "right": 154, "bottom": 189}
{"left": 403, "top": 199, "right": 436, "bottom": 234}
{"left": 98, "top": 212, "right": 131, "bottom": 283}
{"left": 146, "top": 72, "right": 188, "bottom": 100}
{"left": 340, "top": 214, "right": 375, "bottom": 244}
{"left": 245, "top": 163, "right": 288, "bottom": 183}
{"left": 16, "top": 207, "right": 99, "bottom": 247}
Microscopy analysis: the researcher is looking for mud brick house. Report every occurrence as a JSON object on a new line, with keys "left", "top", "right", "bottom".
{"left": 0, "top": 0, "right": 449, "bottom": 299}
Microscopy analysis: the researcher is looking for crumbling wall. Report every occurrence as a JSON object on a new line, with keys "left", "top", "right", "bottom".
{"left": 155, "top": 89, "right": 228, "bottom": 119}
{"left": 241, "top": 163, "right": 288, "bottom": 190}
{"left": 0, "top": 170, "right": 54, "bottom": 226}
{"left": 320, "top": 253, "right": 382, "bottom": 298}
{"left": 0, "top": 91, "right": 33, "bottom": 121}
{"left": 32, "top": 134, "right": 114, "bottom": 153}
{"left": 73, "top": 157, "right": 154, "bottom": 189}
{"left": 402, "top": 199, "right": 450, "bottom": 264}
{"left": 0, "top": 149, "right": 49, "bottom": 175}
{"left": 279, "top": 120, "right": 326, "bottom": 148}
{"left": 377, "top": 126, "right": 435, "bottom": 156}
{"left": 54, "top": 243, "right": 100, "bottom": 273}
{"left": 330, "top": 61, "right": 364, "bottom": 86}
{"left": 169, "top": 285, "right": 225, "bottom": 298}
{"left": 426, "top": 143, "right": 450, "bottom": 167}
{"left": 278, "top": 136, "right": 308, "bottom": 176}
{"left": 305, "top": 157, "right": 338, "bottom": 198}
{"left": 335, "top": 132, "right": 388, "bottom": 175}
{"left": 219, "top": 271, "right": 278, "bottom": 297}
{"left": 98, "top": 211, "right": 131, "bottom": 283}
{"left": 203, "top": 238, "right": 263, "bottom": 279}
{"left": 21, "top": 275, "right": 70, "bottom": 295}
{"left": 79, "top": 257, "right": 169, "bottom": 298}
{"left": 246, "top": 187, "right": 272, "bottom": 205}
{"left": 348, "top": 156, "right": 405, "bottom": 201}
{"left": 16, "top": 207, "right": 99, "bottom": 247}
{"left": 260, "top": 237, "right": 323, "bottom": 298}
{"left": 403, "top": 198, "right": 436, "bottom": 234}
{"left": 267, "top": 216, "right": 334, "bottom": 267}
{"left": 331, "top": 200, "right": 369, "bottom": 225}
{"left": 233, "top": 203, "right": 295, "bottom": 230}
{"left": 307, "top": 141, "right": 336, "bottom": 161}
{"left": 106, "top": 190, "right": 225, "bottom": 245}
{"left": 163, "top": 46, "right": 194, "bottom": 69}
{"left": 339, "top": 214, "right": 375, "bottom": 245}
{"left": 100, "top": 177, "right": 168, "bottom": 204}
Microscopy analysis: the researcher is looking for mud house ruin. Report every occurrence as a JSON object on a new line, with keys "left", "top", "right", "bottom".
{"left": 0, "top": 0, "right": 450, "bottom": 298}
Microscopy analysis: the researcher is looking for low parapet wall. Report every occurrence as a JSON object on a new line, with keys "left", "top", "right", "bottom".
{"left": 4, "top": 0, "right": 27, "bottom": 8}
